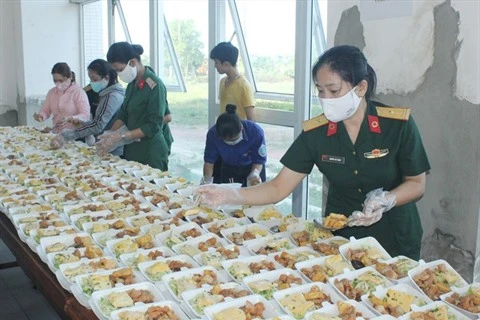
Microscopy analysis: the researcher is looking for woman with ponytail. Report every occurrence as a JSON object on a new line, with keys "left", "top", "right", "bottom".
{"left": 198, "top": 45, "right": 430, "bottom": 260}
{"left": 201, "top": 104, "right": 267, "bottom": 187}
{"left": 96, "top": 42, "right": 170, "bottom": 170}
{"left": 34, "top": 62, "right": 90, "bottom": 133}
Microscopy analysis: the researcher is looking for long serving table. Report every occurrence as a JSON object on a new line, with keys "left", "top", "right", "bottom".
{"left": 0, "top": 212, "right": 97, "bottom": 320}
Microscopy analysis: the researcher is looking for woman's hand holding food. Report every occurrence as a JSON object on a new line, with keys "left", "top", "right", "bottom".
{"left": 50, "top": 134, "right": 65, "bottom": 150}
{"left": 33, "top": 113, "right": 44, "bottom": 122}
{"left": 348, "top": 188, "right": 396, "bottom": 227}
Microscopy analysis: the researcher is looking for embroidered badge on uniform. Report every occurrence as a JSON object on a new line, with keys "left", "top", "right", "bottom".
{"left": 145, "top": 78, "right": 157, "bottom": 89}
{"left": 138, "top": 79, "right": 145, "bottom": 89}
{"left": 258, "top": 144, "right": 267, "bottom": 157}
{"left": 364, "top": 148, "right": 389, "bottom": 159}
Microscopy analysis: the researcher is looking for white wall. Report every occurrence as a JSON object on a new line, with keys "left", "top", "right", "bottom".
{"left": 0, "top": 0, "right": 22, "bottom": 115}
{"left": 17, "top": 0, "right": 82, "bottom": 125}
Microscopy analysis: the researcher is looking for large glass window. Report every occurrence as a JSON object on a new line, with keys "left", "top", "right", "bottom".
{"left": 163, "top": 0, "right": 209, "bottom": 183}
{"left": 82, "top": 0, "right": 108, "bottom": 86}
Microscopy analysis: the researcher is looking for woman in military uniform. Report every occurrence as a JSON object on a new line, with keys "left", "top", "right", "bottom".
{"left": 197, "top": 45, "right": 430, "bottom": 260}
{"left": 201, "top": 104, "right": 267, "bottom": 187}
{"left": 96, "top": 42, "right": 169, "bottom": 171}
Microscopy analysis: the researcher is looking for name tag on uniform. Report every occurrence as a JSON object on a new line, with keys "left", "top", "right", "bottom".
{"left": 321, "top": 155, "right": 345, "bottom": 164}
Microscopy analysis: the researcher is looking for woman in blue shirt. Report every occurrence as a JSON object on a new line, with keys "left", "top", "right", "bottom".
{"left": 202, "top": 104, "right": 267, "bottom": 186}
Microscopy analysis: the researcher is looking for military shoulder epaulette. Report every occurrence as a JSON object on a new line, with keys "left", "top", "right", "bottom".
{"left": 83, "top": 84, "right": 92, "bottom": 92}
{"left": 303, "top": 114, "right": 329, "bottom": 131}
{"left": 376, "top": 106, "right": 410, "bottom": 121}
{"left": 145, "top": 77, "right": 157, "bottom": 89}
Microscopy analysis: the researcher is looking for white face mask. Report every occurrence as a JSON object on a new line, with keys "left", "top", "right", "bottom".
{"left": 224, "top": 134, "right": 243, "bottom": 145}
{"left": 118, "top": 60, "right": 137, "bottom": 83}
{"left": 320, "top": 87, "right": 361, "bottom": 122}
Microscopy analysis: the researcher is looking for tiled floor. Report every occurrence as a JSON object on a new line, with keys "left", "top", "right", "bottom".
{"left": 0, "top": 239, "right": 61, "bottom": 320}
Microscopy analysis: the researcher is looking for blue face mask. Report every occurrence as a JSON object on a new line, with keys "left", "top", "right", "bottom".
{"left": 90, "top": 78, "right": 108, "bottom": 93}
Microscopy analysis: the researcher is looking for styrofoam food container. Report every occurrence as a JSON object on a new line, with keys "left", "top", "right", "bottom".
{"left": 140, "top": 218, "right": 185, "bottom": 236}
{"left": 328, "top": 266, "right": 394, "bottom": 301}
{"left": 69, "top": 210, "right": 113, "bottom": 230}
{"left": 361, "top": 283, "right": 433, "bottom": 317}
{"left": 304, "top": 299, "right": 377, "bottom": 320}
{"left": 119, "top": 246, "right": 176, "bottom": 271}
{"left": 273, "top": 282, "right": 343, "bottom": 319}
{"left": 243, "top": 205, "right": 283, "bottom": 222}
{"left": 339, "top": 236, "right": 392, "bottom": 267}
{"left": 89, "top": 281, "right": 164, "bottom": 320}
{"left": 182, "top": 282, "right": 249, "bottom": 318}
{"left": 82, "top": 218, "right": 126, "bottom": 234}
{"left": 269, "top": 246, "right": 320, "bottom": 269}
{"left": 46, "top": 245, "right": 105, "bottom": 272}
{"left": 258, "top": 216, "right": 305, "bottom": 233}
{"left": 398, "top": 301, "right": 471, "bottom": 320}
{"left": 56, "top": 256, "right": 120, "bottom": 290}
{"left": 242, "top": 268, "right": 307, "bottom": 300}
{"left": 193, "top": 244, "right": 251, "bottom": 269}
{"left": 202, "top": 217, "right": 252, "bottom": 236}
{"left": 71, "top": 267, "right": 141, "bottom": 308}
{"left": 172, "top": 233, "right": 227, "bottom": 257}
{"left": 375, "top": 255, "right": 420, "bottom": 284}
{"left": 138, "top": 254, "right": 199, "bottom": 282}
{"left": 221, "top": 254, "right": 284, "bottom": 282}
{"left": 203, "top": 294, "right": 280, "bottom": 320}
{"left": 309, "top": 236, "right": 349, "bottom": 255}
{"left": 295, "top": 254, "right": 354, "bottom": 283}
{"left": 39, "top": 232, "right": 92, "bottom": 257}
{"left": 126, "top": 211, "right": 171, "bottom": 228}
{"left": 106, "top": 234, "right": 160, "bottom": 258}
{"left": 440, "top": 282, "right": 480, "bottom": 319}
{"left": 161, "top": 266, "right": 229, "bottom": 301}
{"left": 110, "top": 300, "right": 189, "bottom": 320}
{"left": 408, "top": 259, "right": 469, "bottom": 301}
{"left": 63, "top": 201, "right": 108, "bottom": 217}
{"left": 220, "top": 223, "right": 272, "bottom": 245}
{"left": 244, "top": 235, "right": 297, "bottom": 255}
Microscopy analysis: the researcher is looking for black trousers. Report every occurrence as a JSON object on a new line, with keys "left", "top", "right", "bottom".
{"left": 220, "top": 163, "right": 266, "bottom": 187}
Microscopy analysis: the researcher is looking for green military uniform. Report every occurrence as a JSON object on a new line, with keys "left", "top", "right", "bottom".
{"left": 281, "top": 102, "right": 431, "bottom": 260}
{"left": 115, "top": 67, "right": 169, "bottom": 170}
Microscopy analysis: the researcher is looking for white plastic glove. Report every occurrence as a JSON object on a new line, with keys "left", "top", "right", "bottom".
{"left": 85, "top": 135, "right": 96, "bottom": 146}
{"left": 348, "top": 188, "right": 396, "bottom": 227}
{"left": 195, "top": 184, "right": 245, "bottom": 208}
{"left": 246, "top": 168, "right": 262, "bottom": 187}
{"left": 199, "top": 176, "right": 214, "bottom": 185}
{"left": 95, "top": 125, "right": 135, "bottom": 155}
{"left": 50, "top": 134, "right": 65, "bottom": 150}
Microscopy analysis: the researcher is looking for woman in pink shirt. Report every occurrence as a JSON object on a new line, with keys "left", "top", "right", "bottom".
{"left": 33, "top": 62, "right": 90, "bottom": 133}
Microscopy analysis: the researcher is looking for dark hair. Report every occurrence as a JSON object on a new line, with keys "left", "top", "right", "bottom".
{"left": 216, "top": 104, "right": 243, "bottom": 139}
{"left": 51, "top": 62, "right": 76, "bottom": 83}
{"left": 312, "top": 45, "right": 377, "bottom": 100}
{"left": 210, "top": 42, "right": 239, "bottom": 67}
{"left": 106, "top": 42, "right": 144, "bottom": 64}
{"left": 88, "top": 59, "right": 118, "bottom": 87}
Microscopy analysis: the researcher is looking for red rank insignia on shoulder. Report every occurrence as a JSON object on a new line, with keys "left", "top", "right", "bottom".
{"left": 327, "top": 121, "right": 337, "bottom": 137}
{"left": 368, "top": 115, "right": 381, "bottom": 133}
{"left": 138, "top": 79, "right": 145, "bottom": 90}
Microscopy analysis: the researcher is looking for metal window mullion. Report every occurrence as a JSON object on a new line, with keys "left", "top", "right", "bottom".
{"left": 208, "top": 0, "right": 226, "bottom": 128}
{"left": 163, "top": 15, "right": 186, "bottom": 92}
{"left": 291, "top": 0, "right": 313, "bottom": 218}
{"left": 115, "top": 0, "right": 132, "bottom": 43}
{"left": 149, "top": 0, "right": 159, "bottom": 73}
{"left": 79, "top": 3, "right": 86, "bottom": 86}
{"left": 227, "top": 0, "right": 256, "bottom": 92}
{"left": 108, "top": 0, "right": 115, "bottom": 45}
{"left": 313, "top": 0, "right": 327, "bottom": 54}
